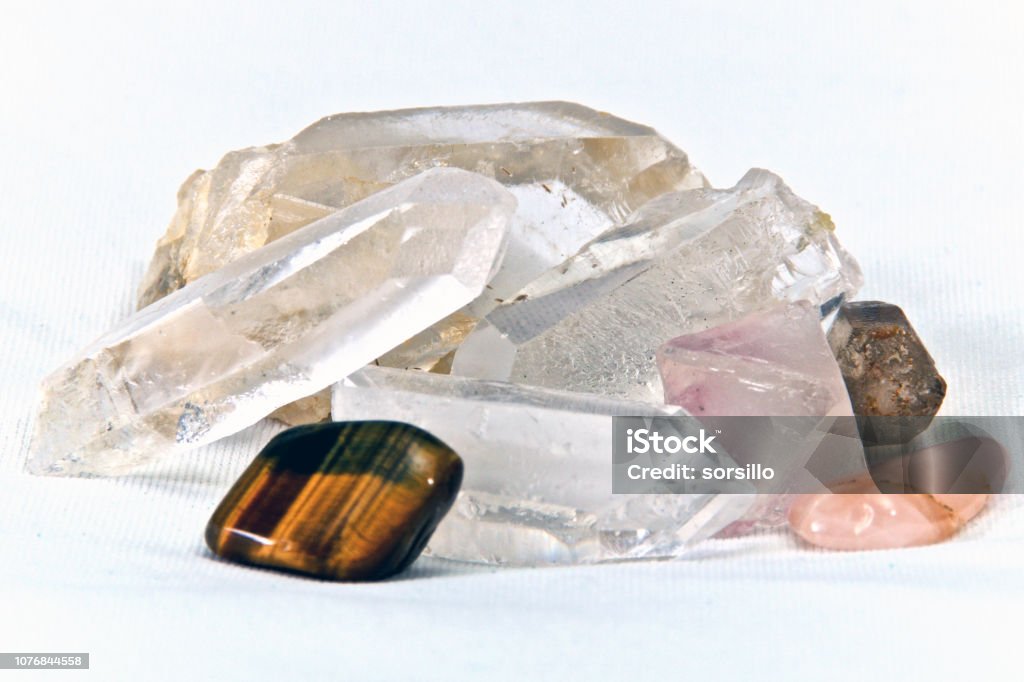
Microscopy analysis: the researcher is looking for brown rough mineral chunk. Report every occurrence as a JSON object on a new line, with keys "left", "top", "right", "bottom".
{"left": 827, "top": 301, "right": 946, "bottom": 443}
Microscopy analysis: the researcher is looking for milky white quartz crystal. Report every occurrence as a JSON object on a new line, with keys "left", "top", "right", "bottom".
{"left": 28, "top": 169, "right": 514, "bottom": 476}
{"left": 450, "top": 169, "right": 863, "bottom": 402}
{"left": 332, "top": 366, "right": 751, "bottom": 565}
{"left": 139, "top": 102, "right": 707, "bottom": 374}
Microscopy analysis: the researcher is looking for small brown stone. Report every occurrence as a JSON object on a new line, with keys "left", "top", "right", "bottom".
{"left": 205, "top": 421, "right": 463, "bottom": 581}
{"left": 828, "top": 301, "right": 946, "bottom": 443}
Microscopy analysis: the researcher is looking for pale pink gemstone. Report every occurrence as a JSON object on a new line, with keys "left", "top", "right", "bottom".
{"left": 788, "top": 478, "right": 988, "bottom": 550}
{"left": 656, "top": 301, "right": 852, "bottom": 417}
{"left": 656, "top": 302, "right": 854, "bottom": 532}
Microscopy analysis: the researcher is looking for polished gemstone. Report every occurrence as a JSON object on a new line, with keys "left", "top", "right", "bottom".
{"left": 828, "top": 301, "right": 946, "bottom": 443}
{"left": 332, "top": 366, "right": 750, "bottom": 565}
{"left": 657, "top": 302, "right": 853, "bottom": 417}
{"left": 789, "top": 422, "right": 995, "bottom": 549}
{"left": 28, "top": 169, "right": 513, "bottom": 476}
{"left": 451, "top": 169, "right": 862, "bottom": 402}
{"left": 788, "top": 476, "right": 987, "bottom": 551}
{"left": 205, "top": 421, "right": 463, "bottom": 580}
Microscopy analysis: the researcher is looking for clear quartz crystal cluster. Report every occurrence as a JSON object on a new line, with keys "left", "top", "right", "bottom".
{"left": 450, "top": 169, "right": 862, "bottom": 402}
{"left": 139, "top": 102, "right": 706, "bottom": 382}
{"left": 31, "top": 102, "right": 886, "bottom": 563}
{"left": 28, "top": 169, "right": 514, "bottom": 476}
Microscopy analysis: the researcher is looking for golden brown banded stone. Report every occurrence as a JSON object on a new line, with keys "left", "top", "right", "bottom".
{"left": 205, "top": 421, "right": 463, "bottom": 581}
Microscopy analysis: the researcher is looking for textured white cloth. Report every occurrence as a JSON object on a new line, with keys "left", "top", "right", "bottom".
{"left": 1, "top": 2, "right": 1022, "bottom": 680}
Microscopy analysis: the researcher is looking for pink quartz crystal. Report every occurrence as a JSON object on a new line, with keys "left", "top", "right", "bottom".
{"left": 656, "top": 302, "right": 852, "bottom": 417}
{"left": 656, "top": 302, "right": 855, "bottom": 533}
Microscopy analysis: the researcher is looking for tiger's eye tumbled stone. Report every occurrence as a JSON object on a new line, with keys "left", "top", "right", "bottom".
{"left": 205, "top": 421, "right": 463, "bottom": 581}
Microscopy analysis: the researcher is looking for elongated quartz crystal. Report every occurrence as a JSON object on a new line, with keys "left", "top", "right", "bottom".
{"left": 332, "top": 366, "right": 751, "bottom": 565}
{"left": 451, "top": 169, "right": 863, "bottom": 402}
{"left": 140, "top": 102, "right": 707, "bottom": 373}
{"left": 28, "top": 169, "right": 515, "bottom": 477}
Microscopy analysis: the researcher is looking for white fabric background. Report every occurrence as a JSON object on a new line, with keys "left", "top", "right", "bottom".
{"left": 1, "top": 2, "right": 1022, "bottom": 680}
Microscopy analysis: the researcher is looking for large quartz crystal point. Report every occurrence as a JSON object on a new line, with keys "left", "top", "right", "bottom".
{"left": 28, "top": 169, "right": 515, "bottom": 477}
{"left": 331, "top": 367, "right": 751, "bottom": 565}
{"left": 139, "top": 102, "right": 706, "bottom": 369}
{"left": 451, "top": 169, "right": 863, "bottom": 402}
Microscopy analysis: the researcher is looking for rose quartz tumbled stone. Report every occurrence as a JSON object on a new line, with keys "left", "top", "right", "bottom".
{"left": 788, "top": 480, "right": 988, "bottom": 550}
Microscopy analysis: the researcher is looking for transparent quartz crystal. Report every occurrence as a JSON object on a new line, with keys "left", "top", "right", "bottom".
{"left": 451, "top": 169, "right": 863, "bottom": 403}
{"left": 28, "top": 169, "right": 514, "bottom": 476}
{"left": 140, "top": 102, "right": 707, "bottom": 373}
{"left": 332, "top": 366, "right": 751, "bottom": 565}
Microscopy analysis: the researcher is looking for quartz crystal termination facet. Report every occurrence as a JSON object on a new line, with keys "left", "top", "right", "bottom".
{"left": 28, "top": 169, "right": 515, "bottom": 477}
{"left": 451, "top": 169, "right": 863, "bottom": 402}
{"left": 139, "top": 102, "right": 707, "bottom": 370}
{"left": 332, "top": 367, "right": 750, "bottom": 565}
